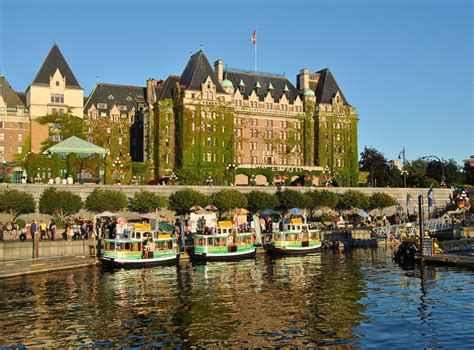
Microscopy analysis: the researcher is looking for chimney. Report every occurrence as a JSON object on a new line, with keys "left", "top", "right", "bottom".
{"left": 214, "top": 59, "right": 224, "bottom": 83}
{"left": 299, "top": 68, "right": 310, "bottom": 91}
{"left": 146, "top": 78, "right": 158, "bottom": 104}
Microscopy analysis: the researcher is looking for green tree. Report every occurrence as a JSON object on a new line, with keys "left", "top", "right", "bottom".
{"left": 37, "top": 107, "right": 87, "bottom": 152}
{"left": 0, "top": 189, "right": 35, "bottom": 220}
{"left": 213, "top": 189, "right": 248, "bottom": 216}
{"left": 85, "top": 188, "right": 127, "bottom": 213}
{"left": 369, "top": 192, "right": 397, "bottom": 214}
{"left": 405, "top": 159, "right": 428, "bottom": 187}
{"left": 426, "top": 159, "right": 464, "bottom": 187}
{"left": 39, "top": 187, "right": 82, "bottom": 221}
{"left": 128, "top": 190, "right": 168, "bottom": 213}
{"left": 168, "top": 188, "right": 210, "bottom": 214}
{"left": 359, "top": 146, "right": 392, "bottom": 187}
{"left": 277, "top": 189, "right": 309, "bottom": 213}
{"left": 246, "top": 190, "right": 279, "bottom": 213}
{"left": 306, "top": 190, "right": 339, "bottom": 217}
{"left": 337, "top": 190, "right": 370, "bottom": 212}
{"left": 464, "top": 162, "right": 474, "bottom": 186}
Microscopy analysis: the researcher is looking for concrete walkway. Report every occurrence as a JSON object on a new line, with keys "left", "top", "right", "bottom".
{"left": 0, "top": 256, "right": 97, "bottom": 279}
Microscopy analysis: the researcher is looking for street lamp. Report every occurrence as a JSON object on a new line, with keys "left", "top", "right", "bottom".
{"left": 401, "top": 169, "right": 409, "bottom": 188}
{"left": 112, "top": 157, "right": 123, "bottom": 184}
{"left": 170, "top": 172, "right": 178, "bottom": 185}
{"left": 420, "top": 155, "right": 446, "bottom": 187}
{"left": 226, "top": 163, "right": 238, "bottom": 186}
{"left": 206, "top": 176, "right": 213, "bottom": 186}
{"left": 322, "top": 166, "right": 332, "bottom": 187}
{"left": 398, "top": 148, "right": 408, "bottom": 188}
{"left": 250, "top": 174, "right": 256, "bottom": 186}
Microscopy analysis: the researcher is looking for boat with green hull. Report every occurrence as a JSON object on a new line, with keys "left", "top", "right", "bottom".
{"left": 101, "top": 235, "right": 180, "bottom": 269}
{"left": 266, "top": 220, "right": 322, "bottom": 256}
{"left": 189, "top": 223, "right": 256, "bottom": 262}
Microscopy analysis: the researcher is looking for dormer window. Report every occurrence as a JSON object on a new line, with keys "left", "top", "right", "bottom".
{"left": 238, "top": 79, "right": 245, "bottom": 94}
{"left": 126, "top": 96, "right": 132, "bottom": 101}
{"left": 108, "top": 95, "right": 114, "bottom": 100}
{"left": 255, "top": 81, "right": 262, "bottom": 95}
{"left": 56, "top": 81, "right": 60, "bottom": 86}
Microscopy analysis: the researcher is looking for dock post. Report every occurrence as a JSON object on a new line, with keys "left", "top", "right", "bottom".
{"left": 418, "top": 195, "right": 424, "bottom": 253}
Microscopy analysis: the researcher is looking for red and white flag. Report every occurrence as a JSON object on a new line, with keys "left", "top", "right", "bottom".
{"left": 252, "top": 29, "right": 257, "bottom": 45}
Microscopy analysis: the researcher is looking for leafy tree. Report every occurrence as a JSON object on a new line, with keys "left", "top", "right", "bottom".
{"left": 464, "top": 162, "right": 474, "bottom": 186}
{"left": 277, "top": 189, "right": 309, "bottom": 213}
{"left": 359, "top": 146, "right": 392, "bottom": 187}
{"left": 168, "top": 188, "right": 210, "bottom": 214}
{"left": 306, "top": 190, "right": 339, "bottom": 217}
{"left": 246, "top": 190, "right": 279, "bottom": 213}
{"left": 0, "top": 189, "right": 35, "bottom": 220}
{"left": 405, "top": 159, "right": 428, "bottom": 187}
{"left": 85, "top": 188, "right": 127, "bottom": 213}
{"left": 39, "top": 187, "right": 82, "bottom": 221}
{"left": 426, "top": 159, "right": 463, "bottom": 187}
{"left": 128, "top": 190, "right": 168, "bottom": 213}
{"left": 213, "top": 189, "right": 248, "bottom": 216}
{"left": 37, "top": 107, "right": 87, "bottom": 152}
{"left": 337, "top": 190, "right": 370, "bottom": 211}
{"left": 369, "top": 192, "right": 397, "bottom": 214}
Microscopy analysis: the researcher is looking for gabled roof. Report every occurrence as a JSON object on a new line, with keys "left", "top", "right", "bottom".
{"left": 225, "top": 69, "right": 299, "bottom": 103}
{"left": 84, "top": 83, "right": 146, "bottom": 112}
{"left": 32, "top": 44, "right": 81, "bottom": 88}
{"left": 179, "top": 51, "right": 224, "bottom": 93}
{"left": 158, "top": 75, "right": 180, "bottom": 100}
{"left": 314, "top": 68, "right": 350, "bottom": 106}
{"left": 0, "top": 76, "right": 25, "bottom": 108}
{"left": 44, "top": 136, "right": 106, "bottom": 156}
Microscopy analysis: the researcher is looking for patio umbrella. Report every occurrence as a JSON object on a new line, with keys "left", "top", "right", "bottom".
{"left": 357, "top": 209, "right": 369, "bottom": 218}
{"left": 261, "top": 208, "right": 280, "bottom": 216}
{"left": 95, "top": 211, "right": 118, "bottom": 218}
{"left": 205, "top": 204, "right": 218, "bottom": 211}
{"left": 158, "top": 221, "right": 175, "bottom": 232}
{"left": 235, "top": 208, "right": 249, "bottom": 215}
{"left": 189, "top": 205, "right": 204, "bottom": 212}
{"left": 288, "top": 208, "right": 303, "bottom": 215}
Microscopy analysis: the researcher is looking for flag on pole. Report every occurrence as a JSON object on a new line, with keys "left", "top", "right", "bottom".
{"left": 252, "top": 29, "right": 257, "bottom": 45}
{"left": 427, "top": 185, "right": 434, "bottom": 207}
{"left": 406, "top": 193, "right": 411, "bottom": 208}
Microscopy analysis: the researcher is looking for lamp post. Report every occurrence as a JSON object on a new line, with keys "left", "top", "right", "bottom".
{"left": 420, "top": 155, "right": 446, "bottom": 187}
{"left": 206, "top": 176, "right": 213, "bottom": 186}
{"left": 170, "top": 172, "right": 178, "bottom": 185}
{"left": 112, "top": 157, "right": 123, "bottom": 184}
{"left": 401, "top": 169, "right": 409, "bottom": 188}
{"left": 322, "top": 166, "right": 332, "bottom": 187}
{"left": 250, "top": 174, "right": 256, "bottom": 186}
{"left": 226, "top": 163, "right": 237, "bottom": 186}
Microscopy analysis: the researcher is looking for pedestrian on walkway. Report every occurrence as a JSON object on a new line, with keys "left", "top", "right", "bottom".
{"left": 11, "top": 221, "right": 18, "bottom": 240}
{"left": 40, "top": 221, "right": 47, "bottom": 240}
{"left": 19, "top": 227, "right": 27, "bottom": 242}
{"left": 0, "top": 222, "right": 4, "bottom": 242}
{"left": 31, "top": 220, "right": 37, "bottom": 240}
{"left": 50, "top": 220, "right": 56, "bottom": 241}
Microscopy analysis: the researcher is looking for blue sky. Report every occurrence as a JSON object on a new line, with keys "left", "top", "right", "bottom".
{"left": 0, "top": 0, "right": 472, "bottom": 164}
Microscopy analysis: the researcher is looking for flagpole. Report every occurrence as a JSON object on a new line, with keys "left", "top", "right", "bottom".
{"left": 254, "top": 27, "right": 257, "bottom": 72}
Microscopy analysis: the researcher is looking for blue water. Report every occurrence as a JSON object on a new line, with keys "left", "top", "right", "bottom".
{"left": 0, "top": 247, "right": 473, "bottom": 348}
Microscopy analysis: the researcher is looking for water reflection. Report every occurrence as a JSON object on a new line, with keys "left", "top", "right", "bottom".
{"left": 0, "top": 249, "right": 473, "bottom": 348}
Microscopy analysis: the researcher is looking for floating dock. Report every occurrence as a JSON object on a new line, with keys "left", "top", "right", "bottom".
{"left": 416, "top": 251, "right": 474, "bottom": 269}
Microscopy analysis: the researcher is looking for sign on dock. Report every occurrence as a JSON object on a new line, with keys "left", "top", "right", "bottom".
{"left": 422, "top": 238, "right": 434, "bottom": 256}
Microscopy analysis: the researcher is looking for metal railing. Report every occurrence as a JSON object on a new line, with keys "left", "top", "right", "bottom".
{"left": 372, "top": 216, "right": 452, "bottom": 238}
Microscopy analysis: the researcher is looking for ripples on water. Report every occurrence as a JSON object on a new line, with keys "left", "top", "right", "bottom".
{"left": 0, "top": 247, "right": 473, "bottom": 348}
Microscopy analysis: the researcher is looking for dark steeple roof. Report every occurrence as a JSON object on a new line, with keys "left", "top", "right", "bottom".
{"left": 32, "top": 44, "right": 81, "bottom": 88}
{"left": 158, "top": 76, "right": 180, "bottom": 100}
{"left": 314, "top": 68, "right": 350, "bottom": 106}
{"left": 0, "top": 76, "right": 26, "bottom": 108}
{"left": 84, "top": 83, "right": 146, "bottom": 112}
{"left": 225, "top": 70, "right": 299, "bottom": 103}
{"left": 179, "top": 51, "right": 224, "bottom": 93}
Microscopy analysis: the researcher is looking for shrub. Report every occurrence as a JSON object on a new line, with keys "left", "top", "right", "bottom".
{"left": 337, "top": 190, "right": 370, "bottom": 211}
{"left": 246, "top": 190, "right": 279, "bottom": 213}
{"left": 213, "top": 189, "right": 248, "bottom": 215}
{"left": 39, "top": 187, "right": 82, "bottom": 221}
{"left": 369, "top": 192, "right": 397, "bottom": 214}
{"left": 168, "top": 188, "right": 210, "bottom": 214}
{"left": 128, "top": 190, "right": 168, "bottom": 213}
{"left": 277, "top": 189, "right": 310, "bottom": 213}
{"left": 306, "top": 190, "right": 339, "bottom": 214}
{"left": 85, "top": 188, "right": 127, "bottom": 213}
{"left": 0, "top": 189, "right": 35, "bottom": 220}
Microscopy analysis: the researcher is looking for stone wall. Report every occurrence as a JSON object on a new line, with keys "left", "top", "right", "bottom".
{"left": 0, "top": 183, "right": 452, "bottom": 213}
{"left": 0, "top": 240, "right": 95, "bottom": 262}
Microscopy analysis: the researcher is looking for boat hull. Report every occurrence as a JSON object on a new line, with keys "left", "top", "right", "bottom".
{"left": 266, "top": 243, "right": 322, "bottom": 256}
{"left": 189, "top": 248, "right": 256, "bottom": 263}
{"left": 100, "top": 255, "right": 180, "bottom": 269}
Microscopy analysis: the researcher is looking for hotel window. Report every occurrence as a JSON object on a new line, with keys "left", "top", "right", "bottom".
{"left": 203, "top": 153, "right": 206, "bottom": 162}
{"left": 165, "top": 154, "right": 169, "bottom": 164}
{"left": 192, "top": 122, "right": 195, "bottom": 131}
{"left": 98, "top": 103, "right": 107, "bottom": 109}
{"left": 191, "top": 93, "right": 195, "bottom": 99}
{"left": 207, "top": 152, "right": 212, "bottom": 162}
{"left": 165, "top": 139, "right": 169, "bottom": 147}
{"left": 18, "top": 134, "right": 22, "bottom": 142}
{"left": 0, "top": 146, "right": 4, "bottom": 154}
{"left": 107, "top": 128, "right": 111, "bottom": 134}
{"left": 0, "top": 133, "right": 3, "bottom": 141}
{"left": 222, "top": 126, "right": 225, "bottom": 133}
{"left": 207, "top": 137, "right": 212, "bottom": 146}
{"left": 107, "top": 137, "right": 111, "bottom": 145}
{"left": 207, "top": 124, "right": 212, "bottom": 132}
{"left": 0, "top": 108, "right": 4, "bottom": 115}
{"left": 119, "top": 137, "right": 123, "bottom": 145}
{"left": 192, "top": 137, "right": 195, "bottom": 145}
{"left": 18, "top": 146, "right": 22, "bottom": 154}
{"left": 279, "top": 131, "right": 283, "bottom": 139}
{"left": 213, "top": 153, "right": 216, "bottom": 162}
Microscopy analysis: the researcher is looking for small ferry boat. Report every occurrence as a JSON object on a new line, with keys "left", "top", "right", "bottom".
{"left": 266, "top": 219, "right": 322, "bottom": 255}
{"left": 101, "top": 234, "right": 180, "bottom": 269}
{"left": 189, "top": 222, "right": 256, "bottom": 262}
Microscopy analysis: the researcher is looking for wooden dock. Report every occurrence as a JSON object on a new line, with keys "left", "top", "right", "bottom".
{"left": 416, "top": 251, "right": 474, "bottom": 269}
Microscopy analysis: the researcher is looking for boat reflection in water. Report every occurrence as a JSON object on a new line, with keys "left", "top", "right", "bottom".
{"left": 0, "top": 248, "right": 472, "bottom": 348}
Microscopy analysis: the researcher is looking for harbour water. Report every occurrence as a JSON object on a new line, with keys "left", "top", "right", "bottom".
{"left": 0, "top": 247, "right": 473, "bottom": 348}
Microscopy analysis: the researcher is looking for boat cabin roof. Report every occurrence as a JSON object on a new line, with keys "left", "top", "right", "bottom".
{"left": 104, "top": 239, "right": 142, "bottom": 243}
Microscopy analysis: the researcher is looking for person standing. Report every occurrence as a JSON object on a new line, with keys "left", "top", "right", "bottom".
{"left": 40, "top": 221, "right": 47, "bottom": 240}
{"left": 50, "top": 220, "right": 56, "bottom": 241}
{"left": 31, "top": 220, "right": 37, "bottom": 241}
{"left": 0, "top": 222, "right": 4, "bottom": 242}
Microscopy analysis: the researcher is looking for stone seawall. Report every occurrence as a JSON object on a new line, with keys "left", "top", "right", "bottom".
{"left": 0, "top": 183, "right": 452, "bottom": 212}
{"left": 0, "top": 240, "right": 96, "bottom": 262}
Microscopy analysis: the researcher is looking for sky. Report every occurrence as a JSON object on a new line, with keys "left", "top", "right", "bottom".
{"left": 0, "top": 0, "right": 472, "bottom": 164}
